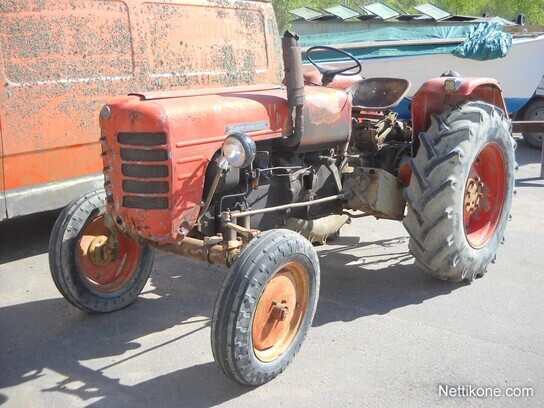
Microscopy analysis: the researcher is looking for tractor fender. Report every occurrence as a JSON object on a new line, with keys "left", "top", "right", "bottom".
{"left": 411, "top": 77, "right": 508, "bottom": 151}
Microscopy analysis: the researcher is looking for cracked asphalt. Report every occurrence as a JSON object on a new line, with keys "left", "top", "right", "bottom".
{"left": 1, "top": 139, "right": 543, "bottom": 407}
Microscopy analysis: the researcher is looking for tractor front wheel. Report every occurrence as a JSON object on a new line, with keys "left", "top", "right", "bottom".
{"left": 211, "top": 229, "right": 319, "bottom": 386}
{"left": 404, "top": 101, "right": 516, "bottom": 282}
{"left": 49, "top": 189, "right": 154, "bottom": 312}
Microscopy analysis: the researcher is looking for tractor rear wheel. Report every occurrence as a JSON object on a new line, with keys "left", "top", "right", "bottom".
{"left": 49, "top": 189, "right": 154, "bottom": 312}
{"left": 211, "top": 229, "right": 319, "bottom": 386}
{"left": 404, "top": 101, "right": 516, "bottom": 282}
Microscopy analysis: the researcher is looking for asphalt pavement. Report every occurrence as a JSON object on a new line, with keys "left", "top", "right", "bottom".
{"left": 1, "top": 139, "right": 543, "bottom": 407}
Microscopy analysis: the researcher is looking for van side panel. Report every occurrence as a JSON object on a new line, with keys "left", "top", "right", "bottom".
{"left": 0, "top": 41, "right": 6, "bottom": 219}
{"left": 0, "top": 0, "right": 282, "bottom": 218}
{"left": 0, "top": 0, "right": 134, "bottom": 191}
{"left": 0, "top": 110, "right": 5, "bottom": 220}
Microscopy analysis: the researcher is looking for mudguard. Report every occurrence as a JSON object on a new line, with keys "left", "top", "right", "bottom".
{"left": 411, "top": 77, "right": 508, "bottom": 150}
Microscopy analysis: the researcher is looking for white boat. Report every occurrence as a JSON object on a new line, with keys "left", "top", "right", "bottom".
{"left": 302, "top": 34, "right": 544, "bottom": 116}
{"left": 293, "top": 4, "right": 544, "bottom": 117}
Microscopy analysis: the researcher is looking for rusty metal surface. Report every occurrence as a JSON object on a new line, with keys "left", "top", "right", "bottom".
{"left": 303, "top": 65, "right": 362, "bottom": 89}
{"left": 0, "top": 0, "right": 282, "bottom": 217}
{"left": 411, "top": 77, "right": 508, "bottom": 145}
{"left": 150, "top": 236, "right": 234, "bottom": 266}
{"left": 102, "top": 87, "right": 293, "bottom": 242}
{"left": 343, "top": 167, "right": 406, "bottom": 220}
{"left": 0, "top": 119, "right": 4, "bottom": 218}
{"left": 297, "top": 86, "right": 352, "bottom": 152}
{"left": 104, "top": 79, "right": 353, "bottom": 242}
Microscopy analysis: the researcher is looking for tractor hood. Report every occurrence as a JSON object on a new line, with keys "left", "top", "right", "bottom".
{"left": 129, "top": 84, "right": 284, "bottom": 101}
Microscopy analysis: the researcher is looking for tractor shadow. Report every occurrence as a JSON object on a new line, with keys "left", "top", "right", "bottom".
{"left": 1, "top": 214, "right": 465, "bottom": 406}
{"left": 514, "top": 138, "right": 543, "bottom": 167}
{"left": 0, "top": 209, "right": 61, "bottom": 264}
{"left": 0, "top": 250, "right": 252, "bottom": 407}
{"left": 312, "top": 234, "right": 466, "bottom": 327}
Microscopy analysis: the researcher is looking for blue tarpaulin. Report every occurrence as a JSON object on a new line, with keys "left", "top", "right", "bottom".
{"left": 452, "top": 22, "right": 512, "bottom": 60}
{"left": 297, "top": 22, "right": 513, "bottom": 62}
{"left": 299, "top": 25, "right": 473, "bottom": 62}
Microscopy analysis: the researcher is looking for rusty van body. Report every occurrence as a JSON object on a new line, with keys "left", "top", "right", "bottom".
{"left": 0, "top": 0, "right": 281, "bottom": 219}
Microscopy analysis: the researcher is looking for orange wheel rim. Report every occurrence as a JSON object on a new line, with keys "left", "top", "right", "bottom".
{"left": 463, "top": 142, "right": 507, "bottom": 249}
{"left": 76, "top": 214, "right": 141, "bottom": 292}
{"left": 252, "top": 261, "right": 309, "bottom": 363}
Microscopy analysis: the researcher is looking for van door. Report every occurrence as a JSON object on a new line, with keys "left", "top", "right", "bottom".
{"left": 0, "top": 56, "right": 6, "bottom": 220}
{"left": 0, "top": 0, "right": 134, "bottom": 218}
{"left": 0, "top": 132, "right": 5, "bottom": 220}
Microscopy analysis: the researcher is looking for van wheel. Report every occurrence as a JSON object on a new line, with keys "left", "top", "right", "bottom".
{"left": 211, "top": 229, "right": 319, "bottom": 386}
{"left": 49, "top": 189, "right": 154, "bottom": 313}
{"left": 404, "top": 102, "right": 516, "bottom": 282}
{"left": 521, "top": 97, "right": 544, "bottom": 149}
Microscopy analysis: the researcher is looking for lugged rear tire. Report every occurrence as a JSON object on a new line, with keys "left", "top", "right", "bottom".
{"left": 211, "top": 229, "right": 319, "bottom": 386}
{"left": 404, "top": 101, "right": 516, "bottom": 282}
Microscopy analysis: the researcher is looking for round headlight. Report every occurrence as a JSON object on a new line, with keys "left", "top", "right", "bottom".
{"left": 221, "top": 133, "right": 256, "bottom": 168}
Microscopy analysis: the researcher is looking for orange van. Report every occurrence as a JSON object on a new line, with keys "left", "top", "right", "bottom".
{"left": 0, "top": 0, "right": 282, "bottom": 220}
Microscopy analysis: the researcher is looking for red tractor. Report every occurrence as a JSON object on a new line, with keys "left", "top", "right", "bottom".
{"left": 48, "top": 1, "right": 515, "bottom": 387}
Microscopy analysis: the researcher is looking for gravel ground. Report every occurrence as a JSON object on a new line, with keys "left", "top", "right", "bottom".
{"left": 1, "top": 138, "right": 542, "bottom": 408}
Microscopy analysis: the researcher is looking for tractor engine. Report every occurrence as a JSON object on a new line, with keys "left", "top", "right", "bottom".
{"left": 349, "top": 111, "right": 412, "bottom": 175}
{"left": 198, "top": 149, "right": 346, "bottom": 242}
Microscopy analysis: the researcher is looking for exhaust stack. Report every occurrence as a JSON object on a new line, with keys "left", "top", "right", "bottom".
{"left": 282, "top": 31, "right": 304, "bottom": 147}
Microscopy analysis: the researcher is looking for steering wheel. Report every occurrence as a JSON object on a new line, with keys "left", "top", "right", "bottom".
{"left": 306, "top": 46, "right": 362, "bottom": 86}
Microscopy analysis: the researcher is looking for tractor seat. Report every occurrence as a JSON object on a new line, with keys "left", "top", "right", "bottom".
{"left": 346, "top": 78, "right": 411, "bottom": 111}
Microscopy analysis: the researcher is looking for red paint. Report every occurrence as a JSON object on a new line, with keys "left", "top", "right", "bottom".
{"left": 411, "top": 77, "right": 508, "bottom": 147}
{"left": 1, "top": 0, "right": 282, "bottom": 198}
{"left": 463, "top": 143, "right": 507, "bottom": 249}
{"left": 303, "top": 66, "right": 363, "bottom": 90}
{"left": 102, "top": 84, "right": 352, "bottom": 243}
{"left": 76, "top": 214, "right": 142, "bottom": 292}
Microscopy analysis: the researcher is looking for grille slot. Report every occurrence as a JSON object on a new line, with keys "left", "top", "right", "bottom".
{"left": 118, "top": 132, "right": 166, "bottom": 146}
{"left": 121, "top": 148, "right": 168, "bottom": 162}
{"left": 123, "top": 180, "right": 169, "bottom": 194}
{"left": 122, "top": 164, "right": 168, "bottom": 179}
{"left": 123, "top": 196, "right": 168, "bottom": 210}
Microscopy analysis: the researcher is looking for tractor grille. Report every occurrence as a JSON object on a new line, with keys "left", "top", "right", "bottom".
{"left": 123, "top": 196, "right": 169, "bottom": 210}
{"left": 117, "top": 131, "right": 170, "bottom": 210}
{"left": 120, "top": 148, "right": 168, "bottom": 162}
{"left": 123, "top": 180, "right": 169, "bottom": 194}
{"left": 118, "top": 132, "right": 166, "bottom": 146}
{"left": 122, "top": 164, "right": 168, "bottom": 179}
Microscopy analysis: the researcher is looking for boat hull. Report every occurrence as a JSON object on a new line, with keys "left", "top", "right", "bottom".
{"left": 307, "top": 35, "right": 544, "bottom": 115}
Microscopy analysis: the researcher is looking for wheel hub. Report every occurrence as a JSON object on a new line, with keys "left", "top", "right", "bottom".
{"left": 76, "top": 214, "right": 142, "bottom": 292}
{"left": 88, "top": 235, "right": 116, "bottom": 267}
{"left": 252, "top": 263, "right": 309, "bottom": 363}
{"left": 271, "top": 301, "right": 289, "bottom": 321}
{"left": 463, "top": 143, "right": 507, "bottom": 249}
{"left": 465, "top": 177, "right": 484, "bottom": 214}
